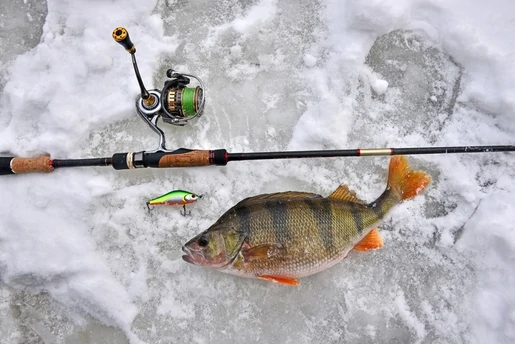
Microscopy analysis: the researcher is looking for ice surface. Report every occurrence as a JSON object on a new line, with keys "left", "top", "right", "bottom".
{"left": 1, "top": 0, "right": 515, "bottom": 343}
{"left": 0, "top": 0, "right": 47, "bottom": 94}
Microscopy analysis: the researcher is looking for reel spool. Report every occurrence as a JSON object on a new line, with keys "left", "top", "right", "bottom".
{"left": 112, "top": 27, "right": 205, "bottom": 151}
{"left": 161, "top": 69, "right": 205, "bottom": 125}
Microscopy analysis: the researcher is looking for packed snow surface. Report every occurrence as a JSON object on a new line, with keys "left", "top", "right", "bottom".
{"left": 1, "top": 0, "right": 514, "bottom": 343}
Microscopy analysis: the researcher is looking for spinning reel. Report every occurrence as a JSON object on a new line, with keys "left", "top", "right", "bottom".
{"left": 112, "top": 27, "right": 205, "bottom": 152}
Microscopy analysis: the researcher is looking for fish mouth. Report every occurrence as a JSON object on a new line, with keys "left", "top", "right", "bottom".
{"left": 182, "top": 245, "right": 201, "bottom": 265}
{"left": 181, "top": 244, "right": 234, "bottom": 268}
{"left": 182, "top": 254, "right": 195, "bottom": 264}
{"left": 182, "top": 246, "right": 194, "bottom": 264}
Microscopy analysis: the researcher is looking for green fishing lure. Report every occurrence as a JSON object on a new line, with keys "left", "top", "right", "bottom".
{"left": 146, "top": 190, "right": 203, "bottom": 215}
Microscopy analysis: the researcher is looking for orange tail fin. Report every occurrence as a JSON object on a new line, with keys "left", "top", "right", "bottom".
{"left": 387, "top": 156, "right": 431, "bottom": 200}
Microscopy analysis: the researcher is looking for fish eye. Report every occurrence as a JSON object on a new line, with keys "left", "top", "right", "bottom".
{"left": 198, "top": 235, "right": 209, "bottom": 247}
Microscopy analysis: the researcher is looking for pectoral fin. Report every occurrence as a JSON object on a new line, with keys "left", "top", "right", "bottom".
{"left": 353, "top": 228, "right": 384, "bottom": 251}
{"left": 259, "top": 275, "right": 300, "bottom": 286}
{"left": 241, "top": 243, "right": 286, "bottom": 262}
{"left": 241, "top": 244, "right": 273, "bottom": 262}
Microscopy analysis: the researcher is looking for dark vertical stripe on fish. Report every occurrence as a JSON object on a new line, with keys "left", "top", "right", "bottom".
{"left": 235, "top": 205, "right": 252, "bottom": 237}
{"left": 264, "top": 200, "right": 291, "bottom": 245}
{"left": 304, "top": 198, "right": 333, "bottom": 253}
{"left": 350, "top": 202, "right": 364, "bottom": 234}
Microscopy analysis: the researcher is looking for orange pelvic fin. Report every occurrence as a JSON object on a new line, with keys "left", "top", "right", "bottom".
{"left": 242, "top": 244, "right": 272, "bottom": 262}
{"left": 388, "top": 156, "right": 431, "bottom": 200}
{"left": 259, "top": 275, "right": 300, "bottom": 286}
{"left": 353, "top": 228, "right": 384, "bottom": 252}
{"left": 329, "top": 184, "right": 366, "bottom": 204}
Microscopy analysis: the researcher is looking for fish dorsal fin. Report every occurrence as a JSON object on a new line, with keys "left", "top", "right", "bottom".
{"left": 236, "top": 191, "right": 323, "bottom": 207}
{"left": 353, "top": 228, "right": 384, "bottom": 251}
{"left": 329, "top": 185, "right": 366, "bottom": 204}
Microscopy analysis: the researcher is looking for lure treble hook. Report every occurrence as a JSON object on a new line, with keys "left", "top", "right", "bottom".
{"left": 181, "top": 205, "right": 191, "bottom": 216}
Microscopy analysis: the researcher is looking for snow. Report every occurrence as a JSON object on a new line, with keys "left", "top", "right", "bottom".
{"left": 1, "top": 0, "right": 515, "bottom": 343}
{"left": 371, "top": 79, "right": 389, "bottom": 95}
{"left": 303, "top": 54, "right": 317, "bottom": 68}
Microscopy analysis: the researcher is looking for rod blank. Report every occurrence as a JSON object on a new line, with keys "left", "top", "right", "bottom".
{"left": 227, "top": 145, "right": 515, "bottom": 162}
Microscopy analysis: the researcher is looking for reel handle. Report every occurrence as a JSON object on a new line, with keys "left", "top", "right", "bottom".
{"left": 112, "top": 26, "right": 152, "bottom": 101}
{"left": 112, "top": 27, "right": 135, "bottom": 54}
{"left": 0, "top": 156, "right": 54, "bottom": 175}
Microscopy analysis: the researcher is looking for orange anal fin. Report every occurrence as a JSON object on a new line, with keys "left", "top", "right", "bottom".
{"left": 353, "top": 228, "right": 384, "bottom": 252}
{"left": 259, "top": 275, "right": 300, "bottom": 286}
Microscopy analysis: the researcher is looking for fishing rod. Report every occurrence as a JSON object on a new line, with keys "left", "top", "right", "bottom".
{"left": 2, "top": 145, "right": 514, "bottom": 175}
{"left": 1, "top": 28, "right": 514, "bottom": 176}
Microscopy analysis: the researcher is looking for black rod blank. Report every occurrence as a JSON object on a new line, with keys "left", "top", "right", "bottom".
{"left": 227, "top": 145, "right": 515, "bottom": 162}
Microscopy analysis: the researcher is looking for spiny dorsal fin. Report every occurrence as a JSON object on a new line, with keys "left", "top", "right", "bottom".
{"left": 236, "top": 191, "right": 323, "bottom": 207}
{"left": 329, "top": 185, "right": 366, "bottom": 204}
{"left": 353, "top": 228, "right": 384, "bottom": 251}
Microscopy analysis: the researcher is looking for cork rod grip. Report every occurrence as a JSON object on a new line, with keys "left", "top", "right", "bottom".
{"left": 0, "top": 156, "right": 54, "bottom": 175}
{"left": 158, "top": 150, "right": 212, "bottom": 168}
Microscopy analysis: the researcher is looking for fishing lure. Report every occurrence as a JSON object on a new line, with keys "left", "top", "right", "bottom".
{"left": 146, "top": 190, "right": 203, "bottom": 215}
